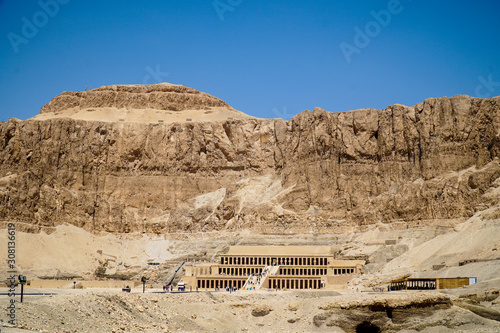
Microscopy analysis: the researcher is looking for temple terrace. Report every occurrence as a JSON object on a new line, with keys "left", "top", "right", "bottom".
{"left": 181, "top": 246, "right": 364, "bottom": 291}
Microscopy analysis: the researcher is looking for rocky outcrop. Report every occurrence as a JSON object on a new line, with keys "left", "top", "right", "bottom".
{"left": 251, "top": 305, "right": 273, "bottom": 317}
{"left": 40, "top": 83, "right": 231, "bottom": 114}
{"left": 0, "top": 84, "right": 499, "bottom": 234}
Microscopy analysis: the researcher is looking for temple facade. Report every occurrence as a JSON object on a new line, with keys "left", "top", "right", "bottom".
{"left": 181, "top": 246, "right": 364, "bottom": 291}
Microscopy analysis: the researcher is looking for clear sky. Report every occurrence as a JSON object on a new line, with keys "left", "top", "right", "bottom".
{"left": 1, "top": 0, "right": 499, "bottom": 120}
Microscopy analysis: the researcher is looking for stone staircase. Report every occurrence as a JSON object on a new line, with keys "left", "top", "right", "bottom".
{"left": 243, "top": 274, "right": 258, "bottom": 290}
{"left": 242, "top": 266, "right": 277, "bottom": 290}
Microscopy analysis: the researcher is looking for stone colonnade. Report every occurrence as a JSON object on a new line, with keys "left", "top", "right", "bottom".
{"left": 219, "top": 267, "right": 261, "bottom": 275}
{"left": 197, "top": 279, "right": 245, "bottom": 289}
{"left": 333, "top": 268, "right": 355, "bottom": 275}
{"left": 279, "top": 268, "right": 327, "bottom": 275}
{"left": 220, "top": 256, "right": 328, "bottom": 266}
{"left": 269, "top": 278, "right": 322, "bottom": 289}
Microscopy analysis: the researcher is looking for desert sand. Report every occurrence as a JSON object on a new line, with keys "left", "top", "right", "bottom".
{"left": 31, "top": 106, "right": 255, "bottom": 124}
{"left": 1, "top": 287, "right": 500, "bottom": 332}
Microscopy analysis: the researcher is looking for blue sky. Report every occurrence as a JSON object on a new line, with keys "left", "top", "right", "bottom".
{"left": 1, "top": 0, "right": 499, "bottom": 120}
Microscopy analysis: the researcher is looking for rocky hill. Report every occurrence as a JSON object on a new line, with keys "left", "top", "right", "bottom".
{"left": 39, "top": 83, "right": 231, "bottom": 114}
{"left": 0, "top": 84, "right": 499, "bottom": 235}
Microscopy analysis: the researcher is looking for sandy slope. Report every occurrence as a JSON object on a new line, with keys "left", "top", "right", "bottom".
{"left": 0, "top": 224, "right": 240, "bottom": 281}
{"left": 1, "top": 200, "right": 499, "bottom": 283}
{"left": 30, "top": 106, "right": 256, "bottom": 123}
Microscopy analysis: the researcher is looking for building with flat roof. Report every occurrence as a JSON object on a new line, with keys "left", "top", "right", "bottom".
{"left": 389, "top": 277, "right": 473, "bottom": 290}
{"left": 181, "top": 246, "right": 364, "bottom": 291}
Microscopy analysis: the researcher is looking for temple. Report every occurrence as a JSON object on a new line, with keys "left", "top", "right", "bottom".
{"left": 181, "top": 246, "right": 364, "bottom": 290}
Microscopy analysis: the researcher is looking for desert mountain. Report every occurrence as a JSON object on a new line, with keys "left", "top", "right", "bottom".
{"left": 0, "top": 84, "right": 499, "bottom": 236}
{"left": 32, "top": 83, "right": 254, "bottom": 123}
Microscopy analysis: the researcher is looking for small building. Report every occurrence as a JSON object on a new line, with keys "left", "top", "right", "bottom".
{"left": 181, "top": 246, "right": 364, "bottom": 291}
{"left": 389, "top": 277, "right": 471, "bottom": 291}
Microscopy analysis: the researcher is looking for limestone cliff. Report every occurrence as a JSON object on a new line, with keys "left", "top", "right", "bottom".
{"left": 0, "top": 84, "right": 499, "bottom": 234}
{"left": 39, "top": 83, "right": 231, "bottom": 114}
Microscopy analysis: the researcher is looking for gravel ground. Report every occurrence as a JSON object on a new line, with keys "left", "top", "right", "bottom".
{"left": 1, "top": 288, "right": 500, "bottom": 332}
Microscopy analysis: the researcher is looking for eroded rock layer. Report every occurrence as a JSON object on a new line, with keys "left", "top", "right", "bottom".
{"left": 0, "top": 85, "right": 499, "bottom": 234}
{"left": 40, "top": 83, "right": 231, "bottom": 113}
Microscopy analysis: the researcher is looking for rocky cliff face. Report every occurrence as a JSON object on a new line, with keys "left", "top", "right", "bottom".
{"left": 0, "top": 84, "right": 499, "bottom": 234}
{"left": 39, "top": 83, "right": 232, "bottom": 114}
